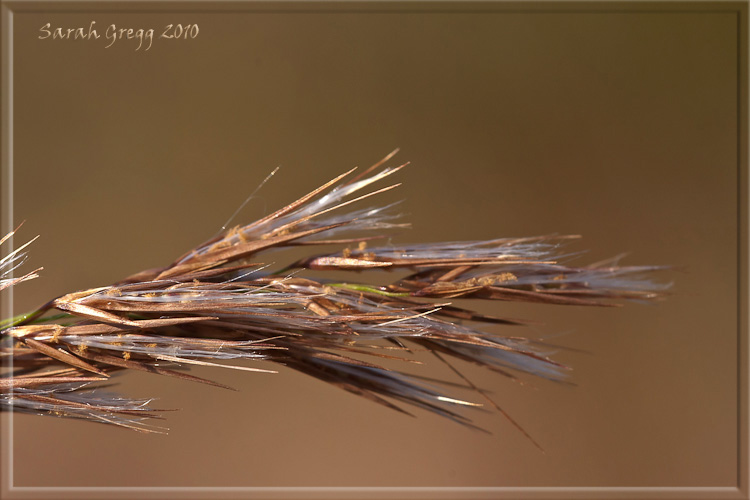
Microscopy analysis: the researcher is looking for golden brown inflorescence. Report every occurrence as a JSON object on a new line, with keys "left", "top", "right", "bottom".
{"left": 0, "top": 152, "right": 668, "bottom": 441}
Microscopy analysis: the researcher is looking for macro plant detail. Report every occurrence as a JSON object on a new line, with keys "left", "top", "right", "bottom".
{"left": 0, "top": 152, "right": 668, "bottom": 442}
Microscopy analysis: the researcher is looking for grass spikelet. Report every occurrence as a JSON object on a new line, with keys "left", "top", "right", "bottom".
{"left": 0, "top": 153, "right": 670, "bottom": 441}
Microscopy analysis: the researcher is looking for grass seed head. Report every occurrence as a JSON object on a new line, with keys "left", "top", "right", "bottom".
{"left": 0, "top": 152, "right": 670, "bottom": 441}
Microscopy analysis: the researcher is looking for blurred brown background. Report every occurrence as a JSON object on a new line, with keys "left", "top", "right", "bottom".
{"left": 4, "top": 4, "right": 739, "bottom": 489}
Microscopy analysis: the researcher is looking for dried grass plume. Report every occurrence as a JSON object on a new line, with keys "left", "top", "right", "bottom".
{"left": 0, "top": 152, "right": 668, "bottom": 445}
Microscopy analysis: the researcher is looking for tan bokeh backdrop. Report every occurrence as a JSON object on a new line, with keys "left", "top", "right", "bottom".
{"left": 5, "top": 5, "right": 739, "bottom": 488}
